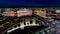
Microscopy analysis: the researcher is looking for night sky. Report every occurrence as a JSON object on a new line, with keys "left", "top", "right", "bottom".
{"left": 0, "top": 0, "right": 60, "bottom": 7}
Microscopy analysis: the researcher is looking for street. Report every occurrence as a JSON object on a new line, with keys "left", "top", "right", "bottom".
{"left": 51, "top": 20, "right": 60, "bottom": 34}
{"left": 35, "top": 19, "right": 60, "bottom": 34}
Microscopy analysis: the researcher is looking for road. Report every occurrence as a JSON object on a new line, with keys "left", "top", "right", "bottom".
{"left": 29, "top": 19, "right": 60, "bottom": 34}
{"left": 51, "top": 20, "right": 60, "bottom": 34}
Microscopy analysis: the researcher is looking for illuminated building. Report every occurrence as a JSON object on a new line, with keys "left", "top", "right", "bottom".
{"left": 17, "top": 8, "right": 32, "bottom": 17}
{"left": 34, "top": 8, "right": 46, "bottom": 18}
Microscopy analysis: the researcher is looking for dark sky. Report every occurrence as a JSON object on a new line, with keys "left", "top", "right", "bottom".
{"left": 0, "top": 0, "right": 60, "bottom": 7}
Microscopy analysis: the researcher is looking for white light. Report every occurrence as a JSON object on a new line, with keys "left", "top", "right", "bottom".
{"left": 7, "top": 27, "right": 20, "bottom": 33}
{"left": 56, "top": 10, "right": 60, "bottom": 13}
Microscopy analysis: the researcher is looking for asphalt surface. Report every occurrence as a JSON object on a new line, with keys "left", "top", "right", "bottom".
{"left": 51, "top": 20, "right": 60, "bottom": 34}
{"left": 30, "top": 19, "right": 60, "bottom": 34}
{"left": 38, "top": 19, "right": 60, "bottom": 34}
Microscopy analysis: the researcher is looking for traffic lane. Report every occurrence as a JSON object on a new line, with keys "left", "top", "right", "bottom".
{"left": 51, "top": 20, "right": 60, "bottom": 34}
